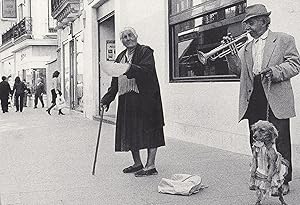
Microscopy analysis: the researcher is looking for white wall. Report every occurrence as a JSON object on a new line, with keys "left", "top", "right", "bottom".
{"left": 82, "top": 2, "right": 99, "bottom": 118}
{"left": 30, "top": 0, "right": 50, "bottom": 39}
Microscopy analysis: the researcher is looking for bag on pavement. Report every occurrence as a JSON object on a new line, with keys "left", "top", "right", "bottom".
{"left": 158, "top": 174, "right": 207, "bottom": 196}
{"left": 56, "top": 95, "right": 66, "bottom": 109}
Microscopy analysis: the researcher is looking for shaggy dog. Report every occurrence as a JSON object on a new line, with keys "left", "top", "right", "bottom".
{"left": 249, "top": 120, "right": 289, "bottom": 205}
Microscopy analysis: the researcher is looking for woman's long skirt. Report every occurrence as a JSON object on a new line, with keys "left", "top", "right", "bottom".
{"left": 115, "top": 92, "right": 165, "bottom": 152}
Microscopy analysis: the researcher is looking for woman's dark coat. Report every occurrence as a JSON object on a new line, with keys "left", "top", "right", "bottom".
{"left": 101, "top": 43, "right": 165, "bottom": 133}
{"left": 0, "top": 80, "right": 11, "bottom": 99}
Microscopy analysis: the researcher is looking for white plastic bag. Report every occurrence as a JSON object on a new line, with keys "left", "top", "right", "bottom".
{"left": 56, "top": 95, "right": 66, "bottom": 109}
{"left": 158, "top": 174, "right": 207, "bottom": 196}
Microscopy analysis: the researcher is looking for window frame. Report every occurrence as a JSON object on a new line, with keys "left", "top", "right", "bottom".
{"left": 168, "top": 0, "right": 246, "bottom": 83}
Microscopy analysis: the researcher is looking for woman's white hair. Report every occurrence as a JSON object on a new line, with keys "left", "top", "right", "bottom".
{"left": 119, "top": 27, "right": 138, "bottom": 39}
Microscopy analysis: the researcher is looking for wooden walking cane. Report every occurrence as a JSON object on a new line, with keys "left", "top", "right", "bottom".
{"left": 92, "top": 106, "right": 105, "bottom": 175}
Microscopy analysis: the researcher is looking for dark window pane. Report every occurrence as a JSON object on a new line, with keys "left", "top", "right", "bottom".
{"left": 169, "top": 1, "right": 247, "bottom": 82}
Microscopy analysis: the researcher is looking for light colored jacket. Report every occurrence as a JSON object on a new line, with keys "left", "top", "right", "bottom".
{"left": 227, "top": 31, "right": 300, "bottom": 121}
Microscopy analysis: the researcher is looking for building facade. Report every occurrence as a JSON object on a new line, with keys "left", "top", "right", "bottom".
{"left": 52, "top": 0, "right": 300, "bottom": 167}
{"left": 0, "top": 0, "right": 57, "bottom": 100}
{"left": 50, "top": 0, "right": 84, "bottom": 112}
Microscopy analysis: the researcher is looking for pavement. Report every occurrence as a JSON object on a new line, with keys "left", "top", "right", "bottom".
{"left": 0, "top": 106, "right": 300, "bottom": 205}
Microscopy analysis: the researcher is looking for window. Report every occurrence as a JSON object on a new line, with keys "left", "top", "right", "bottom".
{"left": 169, "top": 0, "right": 246, "bottom": 82}
{"left": 18, "top": 3, "right": 24, "bottom": 21}
{"left": 48, "top": 0, "right": 57, "bottom": 32}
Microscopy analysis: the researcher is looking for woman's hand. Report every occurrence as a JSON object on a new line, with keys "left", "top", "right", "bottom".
{"left": 100, "top": 102, "right": 109, "bottom": 112}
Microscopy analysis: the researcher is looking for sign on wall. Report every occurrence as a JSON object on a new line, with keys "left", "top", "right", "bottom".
{"left": 2, "top": 0, "right": 17, "bottom": 18}
{"left": 106, "top": 40, "right": 115, "bottom": 61}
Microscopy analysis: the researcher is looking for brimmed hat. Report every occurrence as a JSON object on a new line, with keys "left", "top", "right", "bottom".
{"left": 242, "top": 4, "right": 271, "bottom": 23}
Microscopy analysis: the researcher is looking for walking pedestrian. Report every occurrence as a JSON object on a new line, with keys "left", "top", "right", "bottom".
{"left": 225, "top": 4, "right": 300, "bottom": 195}
{"left": 100, "top": 27, "right": 165, "bottom": 177}
{"left": 12, "top": 76, "right": 30, "bottom": 112}
{"left": 46, "top": 70, "right": 65, "bottom": 115}
{"left": 23, "top": 79, "right": 29, "bottom": 107}
{"left": 34, "top": 78, "right": 45, "bottom": 108}
{"left": 0, "top": 76, "right": 12, "bottom": 113}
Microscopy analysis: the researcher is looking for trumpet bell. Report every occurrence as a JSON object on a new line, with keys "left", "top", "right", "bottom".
{"left": 197, "top": 50, "right": 208, "bottom": 65}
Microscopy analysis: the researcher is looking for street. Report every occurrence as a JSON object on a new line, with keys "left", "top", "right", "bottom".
{"left": 0, "top": 107, "right": 300, "bottom": 205}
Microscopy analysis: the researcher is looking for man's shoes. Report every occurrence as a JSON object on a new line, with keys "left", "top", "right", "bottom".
{"left": 282, "top": 183, "right": 290, "bottom": 195}
{"left": 249, "top": 185, "right": 256, "bottom": 191}
{"left": 271, "top": 187, "right": 279, "bottom": 197}
{"left": 134, "top": 168, "right": 158, "bottom": 177}
{"left": 34, "top": 106, "right": 37, "bottom": 109}
{"left": 123, "top": 165, "right": 143, "bottom": 173}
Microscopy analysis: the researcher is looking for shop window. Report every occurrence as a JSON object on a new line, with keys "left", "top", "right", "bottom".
{"left": 169, "top": 0, "right": 247, "bottom": 82}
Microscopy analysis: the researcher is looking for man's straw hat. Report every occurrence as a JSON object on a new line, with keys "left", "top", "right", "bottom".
{"left": 242, "top": 4, "right": 271, "bottom": 23}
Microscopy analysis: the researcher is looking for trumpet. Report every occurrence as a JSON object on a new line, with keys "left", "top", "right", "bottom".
{"left": 197, "top": 31, "right": 250, "bottom": 64}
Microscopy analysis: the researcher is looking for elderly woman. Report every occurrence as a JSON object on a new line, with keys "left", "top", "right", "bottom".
{"left": 100, "top": 27, "right": 165, "bottom": 177}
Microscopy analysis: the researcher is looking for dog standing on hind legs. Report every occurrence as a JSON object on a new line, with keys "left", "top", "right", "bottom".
{"left": 249, "top": 120, "right": 289, "bottom": 205}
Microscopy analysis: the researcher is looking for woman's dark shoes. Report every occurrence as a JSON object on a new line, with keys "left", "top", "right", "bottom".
{"left": 134, "top": 168, "right": 158, "bottom": 177}
{"left": 58, "top": 110, "right": 65, "bottom": 115}
{"left": 123, "top": 165, "right": 143, "bottom": 173}
{"left": 46, "top": 109, "right": 51, "bottom": 115}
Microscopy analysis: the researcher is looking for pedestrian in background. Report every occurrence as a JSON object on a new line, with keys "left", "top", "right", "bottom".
{"left": 34, "top": 78, "right": 45, "bottom": 108}
{"left": 225, "top": 4, "right": 300, "bottom": 195}
{"left": 100, "top": 27, "right": 165, "bottom": 177}
{"left": 46, "top": 70, "right": 65, "bottom": 115}
{"left": 0, "top": 76, "right": 12, "bottom": 113}
{"left": 12, "top": 76, "right": 30, "bottom": 112}
{"left": 22, "top": 79, "right": 30, "bottom": 107}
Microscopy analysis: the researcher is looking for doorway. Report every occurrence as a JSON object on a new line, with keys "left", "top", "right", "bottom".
{"left": 98, "top": 14, "right": 116, "bottom": 116}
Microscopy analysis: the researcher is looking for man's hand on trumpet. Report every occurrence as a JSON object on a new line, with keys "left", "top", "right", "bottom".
{"left": 221, "top": 33, "right": 239, "bottom": 56}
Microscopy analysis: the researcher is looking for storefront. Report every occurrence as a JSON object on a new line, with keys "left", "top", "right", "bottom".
{"left": 83, "top": 0, "right": 300, "bottom": 166}
{"left": 59, "top": 17, "right": 85, "bottom": 112}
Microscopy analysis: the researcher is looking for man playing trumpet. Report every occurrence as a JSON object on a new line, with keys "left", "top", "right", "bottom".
{"left": 225, "top": 4, "right": 300, "bottom": 195}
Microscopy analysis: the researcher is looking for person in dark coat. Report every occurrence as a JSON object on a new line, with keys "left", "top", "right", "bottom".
{"left": 34, "top": 78, "right": 45, "bottom": 108}
{"left": 100, "top": 27, "right": 165, "bottom": 177}
{"left": 12, "top": 76, "right": 30, "bottom": 112}
{"left": 0, "top": 76, "right": 12, "bottom": 113}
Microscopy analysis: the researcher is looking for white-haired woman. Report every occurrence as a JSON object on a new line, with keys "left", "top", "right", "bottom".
{"left": 101, "top": 27, "right": 165, "bottom": 177}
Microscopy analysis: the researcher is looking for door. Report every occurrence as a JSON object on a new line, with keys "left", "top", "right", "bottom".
{"left": 98, "top": 14, "right": 116, "bottom": 116}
